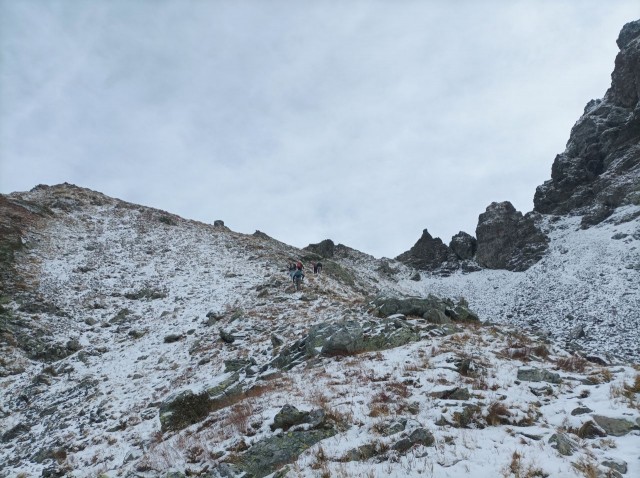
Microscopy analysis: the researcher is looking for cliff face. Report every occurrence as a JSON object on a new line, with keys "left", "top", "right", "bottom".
{"left": 534, "top": 20, "right": 640, "bottom": 225}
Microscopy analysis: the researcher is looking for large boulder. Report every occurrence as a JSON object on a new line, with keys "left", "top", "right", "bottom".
{"left": 475, "top": 202, "right": 549, "bottom": 271}
{"left": 396, "top": 229, "right": 459, "bottom": 272}
{"left": 268, "top": 316, "right": 423, "bottom": 370}
{"left": 534, "top": 20, "right": 640, "bottom": 222}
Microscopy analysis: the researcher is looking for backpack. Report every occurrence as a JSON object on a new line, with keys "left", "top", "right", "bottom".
{"left": 296, "top": 261, "right": 303, "bottom": 270}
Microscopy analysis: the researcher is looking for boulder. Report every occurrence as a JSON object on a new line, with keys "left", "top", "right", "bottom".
{"left": 372, "top": 295, "right": 478, "bottom": 322}
{"left": 396, "top": 229, "right": 459, "bottom": 272}
{"left": 233, "top": 429, "right": 336, "bottom": 478}
{"left": 449, "top": 231, "right": 477, "bottom": 260}
{"left": 392, "top": 427, "right": 435, "bottom": 453}
{"left": 268, "top": 317, "right": 422, "bottom": 370}
{"left": 270, "top": 404, "right": 310, "bottom": 431}
{"left": 592, "top": 415, "right": 639, "bottom": 436}
{"left": 548, "top": 432, "right": 579, "bottom": 456}
{"left": 516, "top": 367, "right": 562, "bottom": 384}
{"left": 430, "top": 387, "right": 471, "bottom": 401}
{"left": 577, "top": 420, "right": 607, "bottom": 439}
{"left": 475, "top": 202, "right": 549, "bottom": 271}
{"left": 159, "top": 373, "right": 243, "bottom": 432}
{"left": 602, "top": 458, "right": 628, "bottom": 475}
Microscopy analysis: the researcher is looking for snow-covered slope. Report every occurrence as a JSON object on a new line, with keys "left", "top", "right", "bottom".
{"left": 1, "top": 184, "right": 639, "bottom": 478}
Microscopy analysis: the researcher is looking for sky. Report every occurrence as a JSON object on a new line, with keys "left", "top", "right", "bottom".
{"left": 1, "top": 1, "right": 638, "bottom": 258}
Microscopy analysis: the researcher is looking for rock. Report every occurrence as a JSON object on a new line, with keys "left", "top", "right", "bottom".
{"left": 571, "top": 406, "right": 593, "bottom": 416}
{"left": 65, "top": 338, "right": 82, "bottom": 352}
{"left": 213, "top": 220, "right": 225, "bottom": 227}
{"left": 159, "top": 373, "right": 243, "bottom": 432}
{"left": 253, "top": 230, "right": 271, "bottom": 240}
{"left": 430, "top": 387, "right": 471, "bottom": 401}
{"left": 233, "top": 429, "right": 336, "bottom": 478}
{"left": 592, "top": 415, "right": 639, "bottom": 436}
{"left": 410, "top": 272, "right": 421, "bottom": 281}
{"left": 224, "top": 357, "right": 256, "bottom": 373}
{"left": 205, "top": 311, "right": 224, "bottom": 325}
{"left": 548, "top": 432, "right": 579, "bottom": 456}
{"left": 529, "top": 385, "right": 553, "bottom": 397}
{"left": 342, "top": 444, "right": 378, "bottom": 462}
{"left": 159, "top": 390, "right": 212, "bottom": 432}
{"left": 303, "top": 239, "right": 335, "bottom": 258}
{"left": 396, "top": 229, "right": 459, "bottom": 272}
{"left": 163, "top": 334, "right": 183, "bottom": 344}
{"left": 534, "top": 20, "right": 640, "bottom": 220}
{"left": 373, "top": 295, "right": 478, "bottom": 322}
{"left": 1, "top": 422, "right": 31, "bottom": 443}
{"left": 449, "top": 231, "right": 477, "bottom": 260}
{"left": 475, "top": 202, "right": 549, "bottom": 271}
{"left": 392, "top": 427, "right": 435, "bottom": 453}
{"left": 517, "top": 367, "right": 562, "bottom": 384}
{"left": 269, "top": 317, "right": 421, "bottom": 370}
{"left": 270, "top": 404, "right": 309, "bottom": 431}
{"left": 577, "top": 420, "right": 607, "bottom": 439}
{"left": 602, "top": 458, "right": 628, "bottom": 475}
{"left": 219, "top": 329, "right": 236, "bottom": 344}
{"left": 380, "top": 418, "right": 407, "bottom": 436}
{"left": 451, "top": 404, "right": 482, "bottom": 429}
{"left": 569, "top": 325, "right": 586, "bottom": 340}
{"left": 585, "top": 355, "right": 609, "bottom": 366}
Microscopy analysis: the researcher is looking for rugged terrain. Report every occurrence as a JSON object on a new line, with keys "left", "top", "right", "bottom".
{"left": 0, "top": 183, "right": 638, "bottom": 478}
{"left": 1, "top": 17, "right": 640, "bottom": 478}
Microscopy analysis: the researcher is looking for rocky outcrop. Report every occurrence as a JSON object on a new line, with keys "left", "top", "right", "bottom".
{"left": 534, "top": 20, "right": 640, "bottom": 224}
{"left": 396, "top": 229, "right": 459, "bottom": 272}
{"left": 372, "top": 295, "right": 479, "bottom": 323}
{"left": 449, "top": 231, "right": 477, "bottom": 260}
{"left": 269, "top": 317, "right": 421, "bottom": 371}
{"left": 475, "top": 202, "right": 548, "bottom": 271}
{"left": 303, "top": 239, "right": 335, "bottom": 258}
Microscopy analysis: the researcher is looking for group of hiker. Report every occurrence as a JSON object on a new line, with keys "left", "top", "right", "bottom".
{"left": 287, "top": 260, "right": 322, "bottom": 286}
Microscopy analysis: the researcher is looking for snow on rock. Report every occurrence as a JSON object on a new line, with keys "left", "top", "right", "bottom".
{"left": 0, "top": 184, "right": 638, "bottom": 478}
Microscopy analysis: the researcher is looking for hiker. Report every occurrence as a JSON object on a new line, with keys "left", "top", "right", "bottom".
{"left": 314, "top": 261, "right": 322, "bottom": 274}
{"left": 292, "top": 267, "right": 304, "bottom": 284}
{"left": 288, "top": 262, "right": 297, "bottom": 279}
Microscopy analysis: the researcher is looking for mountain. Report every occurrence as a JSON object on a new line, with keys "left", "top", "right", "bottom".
{"left": 1, "top": 19, "right": 640, "bottom": 478}
{"left": 397, "top": 20, "right": 640, "bottom": 275}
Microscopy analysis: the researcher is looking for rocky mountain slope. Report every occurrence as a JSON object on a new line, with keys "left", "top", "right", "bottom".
{"left": 0, "top": 183, "right": 638, "bottom": 478}
{"left": 1, "top": 18, "right": 640, "bottom": 478}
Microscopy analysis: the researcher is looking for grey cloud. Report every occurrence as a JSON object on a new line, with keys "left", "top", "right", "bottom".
{"left": 1, "top": 0, "right": 638, "bottom": 257}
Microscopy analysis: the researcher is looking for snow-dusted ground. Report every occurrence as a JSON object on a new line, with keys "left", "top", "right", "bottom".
{"left": 339, "top": 206, "right": 640, "bottom": 363}
{"left": 1, "top": 185, "right": 639, "bottom": 477}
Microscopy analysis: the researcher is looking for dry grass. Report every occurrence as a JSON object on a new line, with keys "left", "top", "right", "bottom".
{"left": 555, "top": 355, "right": 588, "bottom": 373}
{"left": 486, "top": 401, "right": 512, "bottom": 426}
{"left": 588, "top": 368, "right": 613, "bottom": 384}
{"left": 386, "top": 380, "right": 411, "bottom": 399}
{"left": 502, "top": 451, "right": 549, "bottom": 478}
{"left": 572, "top": 457, "right": 599, "bottom": 478}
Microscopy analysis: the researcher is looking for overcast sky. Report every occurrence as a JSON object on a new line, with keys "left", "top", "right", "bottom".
{"left": 1, "top": 1, "right": 638, "bottom": 258}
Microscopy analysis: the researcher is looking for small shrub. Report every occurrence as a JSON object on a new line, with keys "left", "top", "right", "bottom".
{"left": 386, "top": 381, "right": 411, "bottom": 398}
{"left": 502, "top": 451, "right": 549, "bottom": 477}
{"left": 486, "top": 401, "right": 512, "bottom": 426}
{"left": 625, "top": 374, "right": 640, "bottom": 393}
{"left": 572, "top": 457, "right": 599, "bottom": 478}
{"left": 555, "top": 356, "right": 588, "bottom": 373}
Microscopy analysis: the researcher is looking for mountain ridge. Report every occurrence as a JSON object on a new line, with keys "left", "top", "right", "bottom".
{"left": 1, "top": 18, "right": 640, "bottom": 478}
